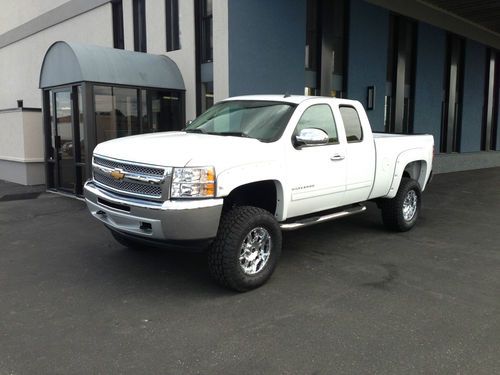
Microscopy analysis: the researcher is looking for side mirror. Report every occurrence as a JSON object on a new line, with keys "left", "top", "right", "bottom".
{"left": 294, "top": 128, "right": 329, "bottom": 147}
{"left": 186, "top": 120, "right": 193, "bottom": 127}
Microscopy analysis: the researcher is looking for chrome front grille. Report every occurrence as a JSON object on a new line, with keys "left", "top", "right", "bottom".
{"left": 93, "top": 156, "right": 164, "bottom": 176}
{"left": 92, "top": 156, "right": 171, "bottom": 200}
{"left": 94, "top": 170, "right": 163, "bottom": 197}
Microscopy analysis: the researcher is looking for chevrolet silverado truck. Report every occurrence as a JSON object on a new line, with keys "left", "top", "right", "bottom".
{"left": 84, "top": 95, "right": 434, "bottom": 291}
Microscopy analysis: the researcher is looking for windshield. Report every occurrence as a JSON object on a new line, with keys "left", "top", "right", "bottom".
{"left": 185, "top": 100, "right": 296, "bottom": 142}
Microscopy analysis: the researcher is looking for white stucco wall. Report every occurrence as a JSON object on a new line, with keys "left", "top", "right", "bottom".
{"left": 145, "top": 0, "right": 166, "bottom": 53}
{"left": 0, "top": 109, "right": 45, "bottom": 185}
{"left": 122, "top": 0, "right": 135, "bottom": 51}
{"left": 213, "top": 0, "right": 229, "bottom": 102}
{"left": 22, "top": 111, "right": 45, "bottom": 162}
{"left": 0, "top": 0, "right": 71, "bottom": 35}
{"left": 0, "top": 109, "right": 43, "bottom": 162}
{"left": 0, "top": 111, "right": 28, "bottom": 162}
{"left": 0, "top": 4, "right": 113, "bottom": 110}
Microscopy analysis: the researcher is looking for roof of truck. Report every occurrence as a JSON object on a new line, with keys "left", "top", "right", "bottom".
{"left": 223, "top": 95, "right": 358, "bottom": 105}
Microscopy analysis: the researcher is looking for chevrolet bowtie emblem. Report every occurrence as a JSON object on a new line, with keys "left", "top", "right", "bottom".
{"left": 110, "top": 169, "right": 125, "bottom": 181}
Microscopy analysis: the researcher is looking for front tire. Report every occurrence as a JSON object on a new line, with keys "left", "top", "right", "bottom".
{"left": 208, "top": 206, "right": 282, "bottom": 292}
{"left": 380, "top": 177, "right": 422, "bottom": 232}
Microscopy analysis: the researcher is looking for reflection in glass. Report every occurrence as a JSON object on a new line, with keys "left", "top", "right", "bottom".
{"left": 49, "top": 92, "right": 55, "bottom": 159}
{"left": 95, "top": 86, "right": 183, "bottom": 145}
{"left": 95, "top": 86, "right": 139, "bottom": 143}
{"left": 78, "top": 86, "right": 86, "bottom": 163}
{"left": 148, "top": 90, "right": 182, "bottom": 132}
{"left": 201, "top": 0, "right": 213, "bottom": 62}
{"left": 201, "top": 82, "right": 213, "bottom": 113}
{"left": 55, "top": 91, "right": 74, "bottom": 190}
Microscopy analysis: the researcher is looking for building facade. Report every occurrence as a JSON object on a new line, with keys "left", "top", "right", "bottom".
{"left": 0, "top": 0, "right": 499, "bottom": 196}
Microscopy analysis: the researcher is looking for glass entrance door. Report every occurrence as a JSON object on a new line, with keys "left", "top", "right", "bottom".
{"left": 54, "top": 90, "right": 75, "bottom": 191}
{"left": 46, "top": 86, "right": 85, "bottom": 194}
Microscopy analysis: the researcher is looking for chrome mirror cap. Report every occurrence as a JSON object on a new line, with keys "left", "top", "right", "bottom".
{"left": 295, "top": 128, "right": 329, "bottom": 147}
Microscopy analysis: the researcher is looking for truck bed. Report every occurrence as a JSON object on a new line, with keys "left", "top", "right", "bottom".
{"left": 369, "top": 133, "right": 434, "bottom": 199}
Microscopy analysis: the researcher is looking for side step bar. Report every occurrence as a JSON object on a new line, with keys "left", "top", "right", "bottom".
{"left": 280, "top": 204, "right": 366, "bottom": 231}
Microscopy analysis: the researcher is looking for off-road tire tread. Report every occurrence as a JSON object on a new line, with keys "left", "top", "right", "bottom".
{"left": 381, "top": 177, "right": 421, "bottom": 232}
{"left": 208, "top": 206, "right": 281, "bottom": 292}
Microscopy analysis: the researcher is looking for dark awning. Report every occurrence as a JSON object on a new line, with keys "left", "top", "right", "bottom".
{"left": 39, "top": 41, "right": 185, "bottom": 90}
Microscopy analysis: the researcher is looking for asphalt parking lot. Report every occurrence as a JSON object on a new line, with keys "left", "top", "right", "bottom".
{"left": 0, "top": 168, "right": 499, "bottom": 375}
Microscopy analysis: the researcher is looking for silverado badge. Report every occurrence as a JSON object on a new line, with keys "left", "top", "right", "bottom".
{"left": 110, "top": 169, "right": 125, "bottom": 181}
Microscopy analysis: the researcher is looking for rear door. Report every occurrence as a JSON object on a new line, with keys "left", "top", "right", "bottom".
{"left": 336, "top": 104, "right": 376, "bottom": 204}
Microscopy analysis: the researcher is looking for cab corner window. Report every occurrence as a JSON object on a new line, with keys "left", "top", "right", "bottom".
{"left": 339, "top": 106, "right": 363, "bottom": 142}
{"left": 294, "top": 104, "right": 339, "bottom": 144}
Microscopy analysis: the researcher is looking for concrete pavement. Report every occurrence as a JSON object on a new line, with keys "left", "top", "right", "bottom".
{"left": 0, "top": 168, "right": 499, "bottom": 374}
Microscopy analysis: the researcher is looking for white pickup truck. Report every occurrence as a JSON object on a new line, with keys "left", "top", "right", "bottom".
{"left": 84, "top": 95, "right": 434, "bottom": 291}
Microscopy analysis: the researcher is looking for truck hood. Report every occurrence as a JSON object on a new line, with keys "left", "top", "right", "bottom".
{"left": 93, "top": 131, "right": 277, "bottom": 172}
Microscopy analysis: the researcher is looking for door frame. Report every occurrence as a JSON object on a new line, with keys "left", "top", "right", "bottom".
{"left": 44, "top": 85, "right": 83, "bottom": 195}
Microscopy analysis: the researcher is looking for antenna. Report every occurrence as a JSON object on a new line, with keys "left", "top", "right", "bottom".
{"left": 284, "top": 92, "right": 291, "bottom": 98}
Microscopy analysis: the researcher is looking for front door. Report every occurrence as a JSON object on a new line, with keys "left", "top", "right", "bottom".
{"left": 286, "top": 103, "right": 347, "bottom": 219}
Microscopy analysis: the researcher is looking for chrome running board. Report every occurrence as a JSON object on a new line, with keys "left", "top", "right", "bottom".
{"left": 280, "top": 204, "right": 366, "bottom": 231}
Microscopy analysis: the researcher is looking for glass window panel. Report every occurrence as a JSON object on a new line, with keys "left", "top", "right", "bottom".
{"left": 166, "top": 0, "right": 180, "bottom": 51}
{"left": 55, "top": 91, "right": 75, "bottom": 190}
{"left": 140, "top": 89, "right": 151, "bottom": 133}
{"left": 340, "top": 106, "right": 363, "bottom": 142}
{"left": 202, "top": 82, "right": 214, "bottom": 112}
{"left": 114, "top": 87, "right": 139, "bottom": 136}
{"left": 77, "top": 86, "right": 86, "bottom": 163}
{"left": 205, "top": 0, "right": 212, "bottom": 16}
{"left": 49, "top": 91, "right": 55, "bottom": 159}
{"left": 295, "top": 104, "right": 338, "bottom": 143}
{"left": 201, "top": 0, "right": 213, "bottom": 62}
{"left": 148, "top": 90, "right": 183, "bottom": 132}
{"left": 112, "top": 0, "right": 124, "bottom": 49}
{"left": 133, "top": 0, "right": 147, "bottom": 52}
{"left": 95, "top": 86, "right": 113, "bottom": 143}
{"left": 187, "top": 100, "right": 295, "bottom": 142}
{"left": 95, "top": 86, "right": 139, "bottom": 144}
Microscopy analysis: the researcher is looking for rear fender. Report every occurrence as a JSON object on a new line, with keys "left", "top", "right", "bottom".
{"left": 386, "top": 149, "right": 430, "bottom": 198}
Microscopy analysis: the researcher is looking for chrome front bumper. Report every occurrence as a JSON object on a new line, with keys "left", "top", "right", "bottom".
{"left": 84, "top": 181, "right": 223, "bottom": 241}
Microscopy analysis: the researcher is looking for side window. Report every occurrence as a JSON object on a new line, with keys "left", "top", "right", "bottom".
{"left": 339, "top": 106, "right": 363, "bottom": 142}
{"left": 294, "top": 104, "right": 338, "bottom": 144}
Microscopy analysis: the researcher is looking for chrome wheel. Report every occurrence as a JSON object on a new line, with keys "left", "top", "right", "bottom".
{"left": 402, "top": 190, "right": 418, "bottom": 221}
{"left": 239, "top": 227, "right": 271, "bottom": 275}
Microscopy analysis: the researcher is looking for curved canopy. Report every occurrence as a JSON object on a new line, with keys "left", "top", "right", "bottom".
{"left": 39, "top": 41, "right": 185, "bottom": 90}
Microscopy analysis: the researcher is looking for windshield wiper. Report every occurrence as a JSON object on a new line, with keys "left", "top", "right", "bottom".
{"left": 185, "top": 129, "right": 261, "bottom": 141}
{"left": 185, "top": 128, "right": 206, "bottom": 134}
{"left": 209, "top": 131, "right": 251, "bottom": 138}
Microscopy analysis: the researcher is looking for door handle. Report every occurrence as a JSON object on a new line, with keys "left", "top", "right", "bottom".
{"left": 330, "top": 154, "right": 345, "bottom": 161}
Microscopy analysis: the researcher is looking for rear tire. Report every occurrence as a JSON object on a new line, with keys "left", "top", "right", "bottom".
{"left": 208, "top": 206, "right": 282, "bottom": 292}
{"left": 380, "top": 177, "right": 421, "bottom": 232}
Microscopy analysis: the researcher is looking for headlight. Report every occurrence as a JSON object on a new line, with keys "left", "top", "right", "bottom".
{"left": 171, "top": 166, "right": 216, "bottom": 198}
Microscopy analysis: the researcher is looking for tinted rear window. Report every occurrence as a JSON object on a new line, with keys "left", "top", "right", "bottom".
{"left": 339, "top": 106, "right": 363, "bottom": 142}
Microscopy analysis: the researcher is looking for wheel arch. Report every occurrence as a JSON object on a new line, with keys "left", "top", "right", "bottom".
{"left": 402, "top": 160, "right": 428, "bottom": 189}
{"left": 387, "top": 148, "right": 430, "bottom": 198}
{"left": 221, "top": 179, "right": 285, "bottom": 220}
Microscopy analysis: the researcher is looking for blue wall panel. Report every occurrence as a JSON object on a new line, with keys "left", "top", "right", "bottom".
{"left": 227, "top": 0, "right": 306, "bottom": 96}
{"left": 413, "top": 23, "right": 446, "bottom": 146}
{"left": 496, "top": 82, "right": 500, "bottom": 150}
{"left": 461, "top": 40, "right": 486, "bottom": 152}
{"left": 346, "top": 0, "right": 389, "bottom": 131}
